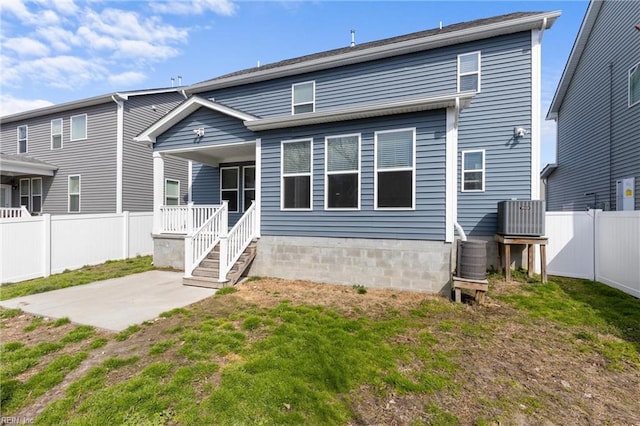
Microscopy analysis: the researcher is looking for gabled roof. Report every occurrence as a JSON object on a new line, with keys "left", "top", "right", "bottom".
{"left": 134, "top": 96, "right": 258, "bottom": 144}
{"left": 1, "top": 87, "right": 186, "bottom": 124}
{"left": 188, "top": 11, "right": 560, "bottom": 94}
{"left": 0, "top": 152, "right": 58, "bottom": 176}
{"left": 547, "top": 0, "right": 603, "bottom": 120}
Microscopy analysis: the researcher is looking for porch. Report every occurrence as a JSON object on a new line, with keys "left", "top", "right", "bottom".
{"left": 0, "top": 152, "right": 58, "bottom": 214}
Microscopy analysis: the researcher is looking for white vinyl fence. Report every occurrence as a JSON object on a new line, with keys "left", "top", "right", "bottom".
{"left": 546, "top": 210, "right": 640, "bottom": 298}
{"left": 1, "top": 212, "right": 153, "bottom": 284}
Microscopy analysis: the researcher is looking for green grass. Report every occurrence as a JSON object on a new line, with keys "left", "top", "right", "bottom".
{"left": 215, "top": 287, "right": 237, "bottom": 296}
{"left": 114, "top": 324, "right": 142, "bottom": 341}
{"left": 0, "top": 256, "right": 154, "bottom": 300}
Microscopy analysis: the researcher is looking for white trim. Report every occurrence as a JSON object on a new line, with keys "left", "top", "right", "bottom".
{"left": 220, "top": 166, "right": 240, "bottom": 213}
{"left": 188, "top": 160, "right": 193, "bottom": 203}
{"left": 31, "top": 177, "right": 42, "bottom": 213}
{"left": 70, "top": 113, "right": 88, "bottom": 141}
{"left": 115, "top": 99, "right": 124, "bottom": 213}
{"left": 17, "top": 125, "right": 28, "bottom": 154}
{"left": 629, "top": 62, "right": 640, "bottom": 108}
{"left": 243, "top": 165, "right": 256, "bottom": 212}
{"left": 324, "top": 133, "right": 361, "bottom": 211}
{"left": 461, "top": 149, "right": 485, "bottom": 192}
{"left": 281, "top": 138, "right": 313, "bottom": 211}
{"left": 457, "top": 51, "right": 481, "bottom": 93}
{"left": 165, "top": 178, "right": 180, "bottom": 206}
{"left": 531, "top": 29, "right": 541, "bottom": 200}
{"left": 19, "top": 178, "right": 30, "bottom": 210}
{"left": 50, "top": 118, "right": 63, "bottom": 150}
{"left": 445, "top": 107, "right": 458, "bottom": 243}
{"left": 292, "top": 81, "right": 315, "bottom": 115}
{"left": 246, "top": 92, "right": 475, "bottom": 132}
{"left": 68, "top": 175, "right": 81, "bottom": 213}
{"left": 255, "top": 138, "right": 262, "bottom": 237}
{"left": 374, "top": 128, "right": 416, "bottom": 211}
{"left": 0, "top": 158, "right": 57, "bottom": 176}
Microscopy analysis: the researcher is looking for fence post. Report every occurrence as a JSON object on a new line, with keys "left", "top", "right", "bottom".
{"left": 218, "top": 201, "right": 229, "bottom": 283}
{"left": 184, "top": 235, "right": 193, "bottom": 278}
{"left": 122, "top": 211, "right": 130, "bottom": 260}
{"left": 187, "top": 202, "right": 194, "bottom": 234}
{"left": 593, "top": 209, "right": 600, "bottom": 282}
{"left": 43, "top": 214, "right": 51, "bottom": 278}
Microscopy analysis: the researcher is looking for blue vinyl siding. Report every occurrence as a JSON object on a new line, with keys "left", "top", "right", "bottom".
{"left": 260, "top": 111, "right": 446, "bottom": 240}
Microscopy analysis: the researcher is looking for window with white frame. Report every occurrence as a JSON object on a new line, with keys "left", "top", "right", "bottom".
{"left": 375, "top": 129, "right": 415, "bottom": 209}
{"left": 458, "top": 51, "right": 481, "bottom": 92}
{"left": 165, "top": 179, "right": 180, "bottom": 206}
{"left": 325, "top": 134, "right": 360, "bottom": 209}
{"left": 31, "top": 178, "right": 42, "bottom": 213}
{"left": 17, "top": 125, "right": 28, "bottom": 154}
{"left": 292, "top": 81, "right": 315, "bottom": 114}
{"left": 630, "top": 62, "right": 640, "bottom": 107}
{"left": 461, "top": 150, "right": 485, "bottom": 192}
{"left": 70, "top": 114, "right": 87, "bottom": 141}
{"left": 243, "top": 166, "right": 256, "bottom": 212}
{"left": 51, "top": 118, "right": 63, "bottom": 149}
{"left": 20, "top": 178, "right": 30, "bottom": 210}
{"left": 221, "top": 167, "right": 239, "bottom": 212}
{"left": 282, "top": 139, "right": 312, "bottom": 210}
{"left": 68, "top": 175, "right": 80, "bottom": 212}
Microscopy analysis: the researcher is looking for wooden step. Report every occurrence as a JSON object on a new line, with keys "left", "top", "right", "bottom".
{"left": 182, "top": 276, "right": 225, "bottom": 289}
{"left": 184, "top": 239, "right": 258, "bottom": 288}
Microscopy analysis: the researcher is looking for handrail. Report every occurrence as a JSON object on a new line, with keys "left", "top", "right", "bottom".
{"left": 184, "top": 202, "right": 228, "bottom": 278}
{"left": 0, "top": 207, "right": 31, "bottom": 219}
{"left": 219, "top": 201, "right": 257, "bottom": 282}
{"left": 159, "top": 204, "right": 220, "bottom": 233}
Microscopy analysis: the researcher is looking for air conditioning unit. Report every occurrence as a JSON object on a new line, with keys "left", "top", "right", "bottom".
{"left": 497, "top": 200, "right": 545, "bottom": 236}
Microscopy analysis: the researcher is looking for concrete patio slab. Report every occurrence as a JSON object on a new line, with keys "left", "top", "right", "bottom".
{"left": 0, "top": 271, "right": 216, "bottom": 332}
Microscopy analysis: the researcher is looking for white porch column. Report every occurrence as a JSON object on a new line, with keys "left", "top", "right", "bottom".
{"left": 255, "top": 138, "right": 262, "bottom": 237}
{"left": 153, "top": 151, "right": 165, "bottom": 234}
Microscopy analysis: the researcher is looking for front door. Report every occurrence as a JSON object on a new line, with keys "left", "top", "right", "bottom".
{"left": 0, "top": 184, "right": 11, "bottom": 208}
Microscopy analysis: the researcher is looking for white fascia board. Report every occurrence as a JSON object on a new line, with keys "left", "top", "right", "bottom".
{"left": 134, "top": 97, "right": 258, "bottom": 144}
{"left": 547, "top": 1, "right": 602, "bottom": 120}
{"left": 1, "top": 160, "right": 57, "bottom": 176}
{"left": 245, "top": 92, "right": 475, "bottom": 132}
{"left": 189, "top": 12, "right": 560, "bottom": 94}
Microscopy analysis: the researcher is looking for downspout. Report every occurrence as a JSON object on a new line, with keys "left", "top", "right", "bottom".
{"left": 112, "top": 95, "right": 125, "bottom": 214}
{"left": 454, "top": 222, "right": 467, "bottom": 241}
{"left": 538, "top": 17, "right": 547, "bottom": 42}
{"left": 608, "top": 61, "right": 614, "bottom": 209}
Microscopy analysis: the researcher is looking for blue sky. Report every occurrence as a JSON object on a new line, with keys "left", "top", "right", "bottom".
{"left": 0, "top": 0, "right": 590, "bottom": 167}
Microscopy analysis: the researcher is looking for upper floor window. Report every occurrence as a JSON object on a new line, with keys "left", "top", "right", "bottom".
{"left": 458, "top": 51, "right": 481, "bottom": 93}
{"left": 68, "top": 175, "right": 81, "bottom": 212}
{"left": 375, "top": 128, "right": 415, "bottom": 210}
{"left": 51, "top": 118, "right": 63, "bottom": 149}
{"left": 325, "top": 134, "right": 360, "bottom": 210}
{"left": 70, "top": 114, "right": 87, "bottom": 141}
{"left": 461, "top": 150, "right": 485, "bottom": 192}
{"left": 221, "top": 167, "right": 239, "bottom": 213}
{"left": 17, "top": 125, "right": 27, "bottom": 154}
{"left": 292, "top": 81, "right": 315, "bottom": 114}
{"left": 165, "top": 179, "right": 180, "bottom": 206}
{"left": 629, "top": 62, "right": 640, "bottom": 107}
{"left": 281, "top": 139, "right": 312, "bottom": 210}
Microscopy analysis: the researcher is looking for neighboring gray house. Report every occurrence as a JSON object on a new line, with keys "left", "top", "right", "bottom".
{"left": 0, "top": 89, "right": 189, "bottom": 215}
{"left": 136, "top": 11, "right": 559, "bottom": 293}
{"left": 545, "top": 0, "right": 640, "bottom": 211}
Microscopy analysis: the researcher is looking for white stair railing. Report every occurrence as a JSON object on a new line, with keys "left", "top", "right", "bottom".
{"left": 219, "top": 201, "right": 257, "bottom": 282}
{"left": 160, "top": 204, "right": 220, "bottom": 234}
{"left": 184, "top": 201, "right": 228, "bottom": 278}
{"left": 0, "top": 206, "right": 31, "bottom": 219}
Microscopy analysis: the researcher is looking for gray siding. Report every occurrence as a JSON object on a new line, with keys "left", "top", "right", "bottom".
{"left": 260, "top": 111, "right": 446, "bottom": 240}
{"left": 548, "top": 0, "right": 640, "bottom": 211}
{"left": 457, "top": 31, "right": 533, "bottom": 235}
{"left": 1, "top": 103, "right": 118, "bottom": 214}
{"left": 122, "top": 92, "right": 186, "bottom": 211}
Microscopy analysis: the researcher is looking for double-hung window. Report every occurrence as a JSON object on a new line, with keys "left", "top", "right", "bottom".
{"left": 629, "top": 62, "right": 640, "bottom": 107}
{"left": 17, "top": 125, "right": 28, "bottom": 154}
{"left": 70, "top": 114, "right": 87, "bottom": 141}
{"left": 375, "top": 128, "right": 415, "bottom": 209}
{"left": 461, "top": 150, "right": 485, "bottom": 192}
{"left": 165, "top": 179, "right": 180, "bottom": 206}
{"left": 458, "top": 51, "right": 481, "bottom": 92}
{"left": 243, "top": 166, "right": 256, "bottom": 212}
{"left": 221, "top": 167, "right": 239, "bottom": 212}
{"left": 20, "top": 178, "right": 30, "bottom": 210}
{"left": 282, "top": 139, "right": 312, "bottom": 210}
{"left": 325, "top": 134, "right": 360, "bottom": 210}
{"left": 292, "top": 81, "right": 315, "bottom": 114}
{"left": 68, "top": 175, "right": 80, "bottom": 212}
{"left": 51, "top": 118, "right": 63, "bottom": 149}
{"left": 31, "top": 178, "right": 42, "bottom": 213}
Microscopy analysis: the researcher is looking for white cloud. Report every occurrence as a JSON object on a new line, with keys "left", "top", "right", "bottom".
{"left": 115, "top": 40, "right": 180, "bottom": 62}
{"left": 0, "top": 94, "right": 53, "bottom": 116}
{"left": 3, "top": 37, "right": 50, "bottom": 57}
{"left": 8, "top": 55, "right": 107, "bottom": 89}
{"left": 150, "top": 0, "right": 236, "bottom": 16}
{"left": 1, "top": 0, "right": 61, "bottom": 25}
{"left": 108, "top": 71, "right": 147, "bottom": 86}
{"left": 35, "top": 26, "right": 76, "bottom": 52}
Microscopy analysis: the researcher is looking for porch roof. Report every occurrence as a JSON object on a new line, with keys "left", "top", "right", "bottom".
{"left": 0, "top": 152, "right": 58, "bottom": 177}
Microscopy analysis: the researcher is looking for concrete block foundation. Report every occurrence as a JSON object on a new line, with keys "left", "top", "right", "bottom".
{"left": 152, "top": 234, "right": 185, "bottom": 270}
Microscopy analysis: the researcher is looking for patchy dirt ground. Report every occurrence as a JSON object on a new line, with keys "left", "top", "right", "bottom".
{"left": 2, "top": 278, "right": 639, "bottom": 425}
